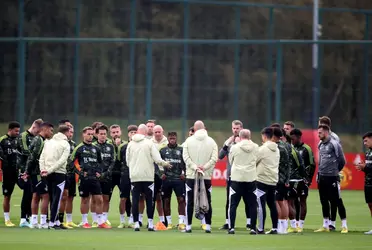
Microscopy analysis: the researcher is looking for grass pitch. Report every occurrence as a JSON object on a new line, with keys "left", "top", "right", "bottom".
{"left": 0, "top": 187, "right": 371, "bottom": 250}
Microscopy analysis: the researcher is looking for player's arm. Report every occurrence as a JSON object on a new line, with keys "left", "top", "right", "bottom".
{"left": 180, "top": 148, "right": 186, "bottom": 174}
{"left": 182, "top": 141, "right": 197, "bottom": 171}
{"left": 0, "top": 144, "right": 3, "bottom": 170}
{"left": 69, "top": 144, "right": 82, "bottom": 176}
{"left": 118, "top": 143, "right": 127, "bottom": 175}
{"left": 293, "top": 148, "right": 306, "bottom": 179}
{"left": 105, "top": 144, "right": 116, "bottom": 178}
{"left": 303, "top": 145, "right": 316, "bottom": 184}
{"left": 202, "top": 141, "right": 218, "bottom": 171}
{"left": 284, "top": 147, "right": 290, "bottom": 185}
{"left": 25, "top": 137, "right": 40, "bottom": 175}
{"left": 228, "top": 145, "right": 236, "bottom": 167}
{"left": 95, "top": 146, "right": 103, "bottom": 174}
{"left": 150, "top": 143, "right": 169, "bottom": 167}
{"left": 48, "top": 141, "right": 70, "bottom": 174}
{"left": 333, "top": 141, "right": 346, "bottom": 171}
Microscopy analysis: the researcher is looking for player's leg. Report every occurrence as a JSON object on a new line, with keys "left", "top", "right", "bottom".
{"left": 138, "top": 194, "right": 145, "bottom": 226}
{"left": 90, "top": 193, "right": 98, "bottom": 227}
{"left": 184, "top": 179, "right": 194, "bottom": 233}
{"left": 364, "top": 186, "right": 372, "bottom": 234}
{"left": 131, "top": 182, "right": 142, "bottom": 231}
{"left": 154, "top": 175, "right": 165, "bottom": 225}
{"left": 37, "top": 177, "right": 50, "bottom": 229}
{"left": 93, "top": 179, "right": 109, "bottom": 228}
{"left": 118, "top": 175, "right": 131, "bottom": 228}
{"left": 315, "top": 176, "right": 331, "bottom": 232}
{"left": 125, "top": 198, "right": 132, "bottom": 222}
{"left": 2, "top": 172, "right": 17, "bottom": 226}
{"left": 49, "top": 173, "right": 66, "bottom": 229}
{"left": 242, "top": 181, "right": 257, "bottom": 234}
{"left": 275, "top": 184, "right": 285, "bottom": 233}
{"left": 66, "top": 175, "right": 77, "bottom": 227}
{"left": 266, "top": 185, "right": 279, "bottom": 234}
{"left": 287, "top": 182, "right": 298, "bottom": 233}
{"left": 227, "top": 181, "right": 241, "bottom": 234}
{"left": 334, "top": 180, "right": 347, "bottom": 233}
{"left": 220, "top": 178, "right": 230, "bottom": 230}
{"left": 204, "top": 179, "right": 212, "bottom": 233}
{"left": 162, "top": 179, "right": 172, "bottom": 229}
{"left": 79, "top": 180, "right": 91, "bottom": 228}
{"left": 19, "top": 177, "right": 32, "bottom": 227}
{"left": 101, "top": 181, "right": 112, "bottom": 225}
{"left": 256, "top": 182, "right": 267, "bottom": 233}
{"left": 298, "top": 181, "right": 309, "bottom": 232}
{"left": 175, "top": 180, "right": 186, "bottom": 230}
{"left": 144, "top": 181, "right": 156, "bottom": 231}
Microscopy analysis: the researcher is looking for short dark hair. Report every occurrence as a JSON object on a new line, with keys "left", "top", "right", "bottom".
{"left": 362, "top": 131, "right": 372, "bottom": 139}
{"left": 82, "top": 126, "right": 93, "bottom": 133}
{"left": 290, "top": 128, "right": 302, "bottom": 137}
{"left": 96, "top": 124, "right": 109, "bottom": 134}
{"left": 318, "top": 124, "right": 330, "bottom": 131}
{"left": 273, "top": 127, "right": 283, "bottom": 138}
{"left": 8, "top": 121, "right": 21, "bottom": 130}
{"left": 110, "top": 124, "right": 120, "bottom": 130}
{"left": 261, "top": 127, "right": 274, "bottom": 139}
{"left": 58, "top": 125, "right": 70, "bottom": 134}
{"left": 58, "top": 119, "right": 70, "bottom": 125}
{"left": 91, "top": 121, "right": 103, "bottom": 130}
{"left": 189, "top": 126, "right": 194, "bottom": 132}
{"left": 271, "top": 123, "right": 281, "bottom": 129}
{"left": 40, "top": 122, "right": 54, "bottom": 128}
{"left": 319, "top": 116, "right": 331, "bottom": 127}
{"left": 146, "top": 119, "right": 156, "bottom": 125}
{"left": 127, "top": 125, "right": 138, "bottom": 133}
{"left": 284, "top": 121, "right": 295, "bottom": 128}
{"left": 168, "top": 131, "right": 177, "bottom": 137}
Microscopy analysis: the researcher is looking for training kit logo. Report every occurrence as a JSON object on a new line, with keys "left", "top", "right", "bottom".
{"left": 339, "top": 167, "right": 352, "bottom": 189}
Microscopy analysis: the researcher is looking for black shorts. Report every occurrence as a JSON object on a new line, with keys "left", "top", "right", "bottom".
{"left": 365, "top": 186, "right": 372, "bottom": 204}
{"left": 288, "top": 181, "right": 308, "bottom": 199}
{"left": 100, "top": 181, "right": 112, "bottom": 196}
{"left": 119, "top": 175, "right": 131, "bottom": 199}
{"left": 64, "top": 175, "right": 77, "bottom": 197}
{"left": 2, "top": 170, "right": 18, "bottom": 196}
{"left": 111, "top": 174, "right": 121, "bottom": 190}
{"left": 30, "top": 175, "right": 48, "bottom": 195}
{"left": 276, "top": 183, "right": 289, "bottom": 201}
{"left": 78, "top": 178, "right": 102, "bottom": 197}
{"left": 318, "top": 176, "right": 340, "bottom": 202}
{"left": 161, "top": 179, "right": 185, "bottom": 199}
{"left": 154, "top": 175, "right": 162, "bottom": 194}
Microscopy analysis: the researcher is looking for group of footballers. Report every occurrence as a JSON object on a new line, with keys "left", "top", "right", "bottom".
{"left": 0, "top": 116, "right": 371, "bottom": 235}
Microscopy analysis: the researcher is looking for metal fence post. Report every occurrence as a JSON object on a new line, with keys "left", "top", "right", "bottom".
{"left": 181, "top": 1, "right": 190, "bottom": 140}
{"left": 233, "top": 7, "right": 241, "bottom": 120}
{"left": 17, "top": 0, "right": 25, "bottom": 129}
{"left": 266, "top": 7, "right": 274, "bottom": 125}
{"left": 128, "top": 0, "right": 137, "bottom": 124}
{"left": 312, "top": 0, "right": 320, "bottom": 129}
{"left": 363, "top": 14, "right": 370, "bottom": 135}
{"left": 73, "top": 0, "right": 81, "bottom": 140}
{"left": 145, "top": 42, "right": 153, "bottom": 121}
{"left": 275, "top": 43, "right": 283, "bottom": 123}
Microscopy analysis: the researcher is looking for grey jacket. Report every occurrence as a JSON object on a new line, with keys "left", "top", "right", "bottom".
{"left": 318, "top": 137, "right": 345, "bottom": 176}
{"left": 330, "top": 131, "right": 340, "bottom": 143}
{"left": 194, "top": 171, "right": 209, "bottom": 220}
{"left": 218, "top": 138, "right": 235, "bottom": 178}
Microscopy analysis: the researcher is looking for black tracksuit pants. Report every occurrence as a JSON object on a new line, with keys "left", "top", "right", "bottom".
{"left": 47, "top": 173, "right": 66, "bottom": 223}
{"left": 228, "top": 181, "right": 257, "bottom": 230}
{"left": 185, "top": 179, "right": 212, "bottom": 226}
{"left": 256, "top": 182, "right": 278, "bottom": 231}
{"left": 131, "top": 181, "right": 155, "bottom": 222}
{"left": 318, "top": 175, "right": 346, "bottom": 220}
{"left": 20, "top": 179, "right": 32, "bottom": 219}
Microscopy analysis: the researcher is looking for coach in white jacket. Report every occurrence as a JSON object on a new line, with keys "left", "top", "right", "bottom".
{"left": 182, "top": 120, "right": 218, "bottom": 233}
{"left": 126, "top": 124, "right": 171, "bottom": 231}
{"left": 39, "top": 125, "right": 71, "bottom": 229}
{"left": 227, "top": 129, "right": 259, "bottom": 234}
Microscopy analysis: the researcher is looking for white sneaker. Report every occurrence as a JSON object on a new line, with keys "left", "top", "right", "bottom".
{"left": 39, "top": 223, "right": 49, "bottom": 229}
{"left": 364, "top": 229, "right": 372, "bottom": 235}
{"left": 30, "top": 223, "right": 39, "bottom": 229}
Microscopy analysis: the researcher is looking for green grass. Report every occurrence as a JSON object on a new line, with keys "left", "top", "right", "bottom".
{"left": 0, "top": 187, "right": 371, "bottom": 250}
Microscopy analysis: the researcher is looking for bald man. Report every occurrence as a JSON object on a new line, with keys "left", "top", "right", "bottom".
{"left": 126, "top": 124, "right": 171, "bottom": 231}
{"left": 151, "top": 125, "right": 168, "bottom": 225}
{"left": 227, "top": 129, "right": 259, "bottom": 234}
{"left": 182, "top": 120, "right": 218, "bottom": 233}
